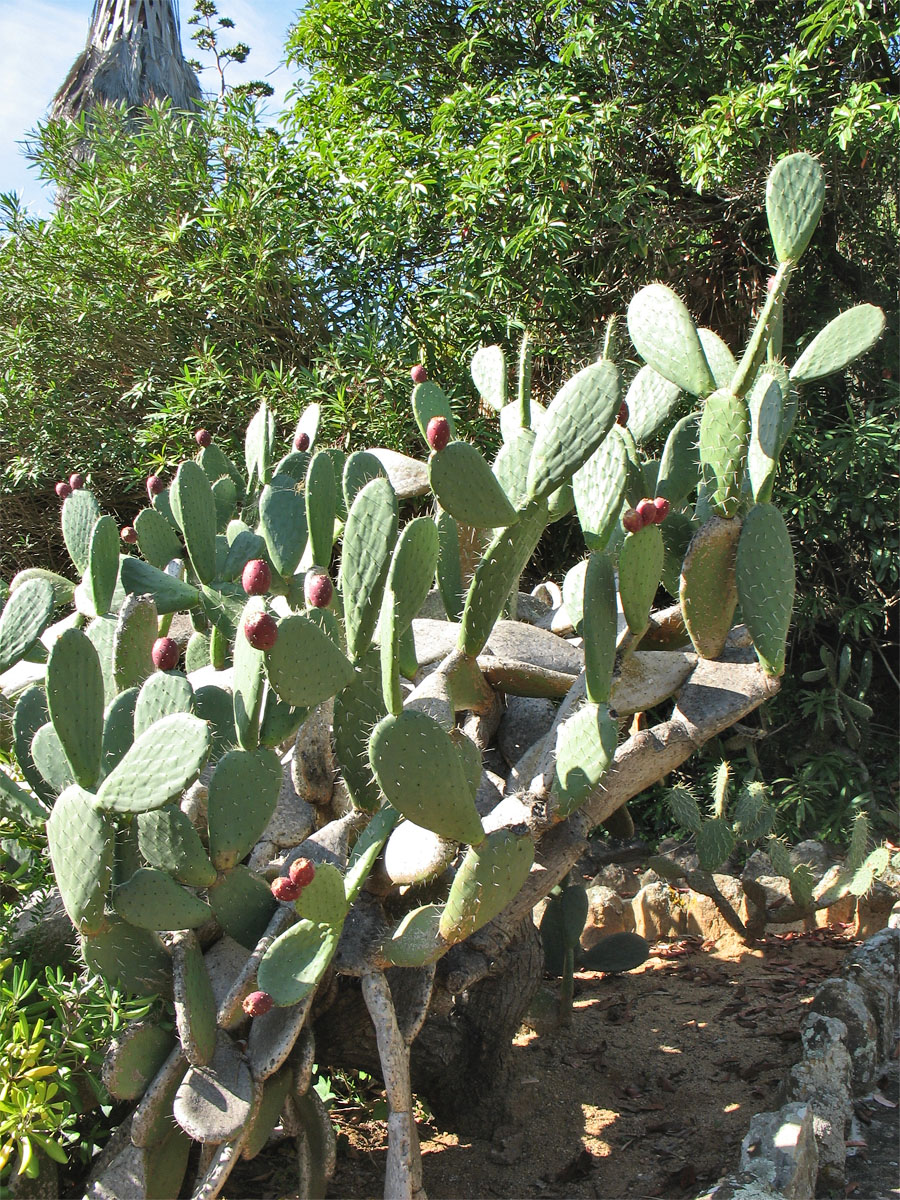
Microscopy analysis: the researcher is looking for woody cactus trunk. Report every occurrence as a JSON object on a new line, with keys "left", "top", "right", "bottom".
{"left": 0, "top": 154, "right": 885, "bottom": 1200}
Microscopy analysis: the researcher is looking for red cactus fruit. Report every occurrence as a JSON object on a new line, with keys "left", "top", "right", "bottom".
{"left": 622, "top": 509, "right": 643, "bottom": 534}
{"left": 289, "top": 857, "right": 316, "bottom": 890}
{"left": 410, "top": 364, "right": 428, "bottom": 385}
{"left": 69, "top": 473, "right": 85, "bottom": 490}
{"left": 55, "top": 481, "right": 73, "bottom": 500}
{"left": 242, "top": 990, "right": 274, "bottom": 1018}
{"left": 616, "top": 402, "right": 629, "bottom": 427}
{"left": 120, "top": 526, "right": 138, "bottom": 544}
{"left": 147, "top": 475, "right": 164, "bottom": 497}
{"left": 653, "top": 497, "right": 670, "bottom": 523}
{"left": 636, "top": 498, "right": 657, "bottom": 526}
{"left": 271, "top": 876, "right": 301, "bottom": 902}
{"left": 293, "top": 431, "right": 310, "bottom": 452}
{"left": 241, "top": 559, "right": 271, "bottom": 596}
{"left": 151, "top": 637, "right": 180, "bottom": 671}
{"left": 426, "top": 415, "right": 451, "bottom": 453}
{"left": 195, "top": 429, "right": 212, "bottom": 448}
{"left": 244, "top": 611, "right": 278, "bottom": 651}
{"left": 304, "top": 571, "right": 333, "bottom": 609}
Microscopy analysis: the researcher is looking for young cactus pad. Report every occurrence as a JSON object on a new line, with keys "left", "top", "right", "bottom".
{"left": 736, "top": 503, "right": 795, "bottom": 677}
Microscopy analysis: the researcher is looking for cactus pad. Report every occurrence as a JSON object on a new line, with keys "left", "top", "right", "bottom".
{"left": 103, "top": 1023, "right": 176, "bottom": 1101}
{"left": 380, "top": 904, "right": 446, "bottom": 967}
{"left": 582, "top": 552, "right": 618, "bottom": 705}
{"left": 570, "top": 426, "right": 628, "bottom": 552}
{"left": 85, "top": 515, "right": 120, "bottom": 617}
{"left": 259, "top": 473, "right": 308, "bottom": 577}
{"left": 305, "top": 451, "right": 337, "bottom": 568}
{"left": 747, "top": 370, "right": 784, "bottom": 504}
{"left": 256, "top": 918, "right": 340, "bottom": 1007}
{"left": 112, "top": 594, "right": 157, "bottom": 692}
{"left": 411, "top": 381, "right": 456, "bottom": 442}
{"left": 137, "top": 805, "right": 217, "bottom": 887}
{"left": 430, "top": 441, "right": 518, "bottom": 529}
{"left": 46, "top": 784, "right": 114, "bottom": 934}
{"left": 174, "top": 1031, "right": 255, "bottom": 1143}
{"left": 30, "top": 722, "right": 76, "bottom": 794}
{"left": 679, "top": 517, "right": 741, "bottom": 659}
{"left": 62, "top": 488, "right": 101, "bottom": 575}
{"left": 333, "top": 646, "right": 386, "bottom": 812}
{"left": 656, "top": 414, "right": 700, "bottom": 510}
{"left": 697, "top": 329, "right": 737, "bottom": 389}
{"left": 342, "top": 450, "right": 388, "bottom": 511}
{"left": 46, "top": 627, "right": 105, "bottom": 789}
{"left": 134, "top": 671, "right": 194, "bottom": 739}
{"left": 698, "top": 387, "right": 749, "bottom": 518}
{"left": 113, "top": 866, "right": 212, "bottom": 930}
{"left": 341, "top": 477, "right": 398, "bottom": 661}
{"left": 790, "top": 303, "right": 886, "bottom": 384}
{"left": 369, "top": 709, "right": 485, "bottom": 845}
{"left": 81, "top": 919, "right": 172, "bottom": 996}
{"left": 120, "top": 557, "right": 200, "bottom": 614}
{"left": 207, "top": 747, "right": 282, "bottom": 871}
{"left": 736, "top": 503, "right": 795, "bottom": 677}
{"left": 170, "top": 460, "right": 218, "bottom": 585}
{"left": 627, "top": 284, "right": 716, "bottom": 398}
{"left": 208, "top": 865, "right": 276, "bottom": 950}
{"left": 265, "top": 614, "right": 354, "bottom": 707}
{"left": 765, "top": 151, "right": 824, "bottom": 264}
{"left": 439, "top": 829, "right": 534, "bottom": 944}
{"left": 624, "top": 365, "right": 682, "bottom": 443}
{"left": 95, "top": 712, "right": 210, "bottom": 813}
{"left": 0, "top": 576, "right": 54, "bottom": 675}
{"left": 172, "top": 931, "right": 218, "bottom": 1066}
{"left": 551, "top": 701, "right": 618, "bottom": 816}
{"left": 471, "top": 344, "right": 507, "bottom": 410}
{"left": 618, "top": 523, "right": 664, "bottom": 639}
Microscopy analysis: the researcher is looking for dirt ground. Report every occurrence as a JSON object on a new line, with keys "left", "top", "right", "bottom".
{"left": 226, "top": 924, "right": 899, "bottom": 1200}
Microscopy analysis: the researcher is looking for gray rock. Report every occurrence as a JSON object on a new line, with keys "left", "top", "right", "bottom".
{"left": 789, "top": 840, "right": 834, "bottom": 883}
{"left": 383, "top": 820, "right": 456, "bottom": 885}
{"left": 785, "top": 1012, "right": 852, "bottom": 1191}
{"left": 367, "top": 447, "right": 430, "bottom": 499}
{"left": 742, "top": 875, "right": 814, "bottom": 931}
{"left": 497, "top": 696, "right": 558, "bottom": 767}
{"left": 411, "top": 618, "right": 459, "bottom": 666}
{"left": 855, "top": 878, "right": 900, "bottom": 937}
{"left": 841, "top": 927, "right": 899, "bottom": 1061}
{"left": 742, "top": 849, "right": 774, "bottom": 883}
{"left": 657, "top": 836, "right": 701, "bottom": 873}
{"left": 475, "top": 769, "right": 504, "bottom": 816}
{"left": 631, "top": 881, "right": 687, "bottom": 940}
{"left": 581, "top": 884, "right": 633, "bottom": 946}
{"left": 888, "top": 898, "right": 900, "bottom": 929}
{"left": 685, "top": 874, "right": 758, "bottom": 944}
{"left": 697, "top": 1172, "right": 785, "bottom": 1200}
{"left": 811, "top": 977, "right": 879, "bottom": 1091}
{"left": 290, "top": 702, "right": 335, "bottom": 807}
{"left": 256, "top": 758, "right": 315, "bottom": 855}
{"left": 590, "top": 863, "right": 633, "bottom": 895}
{"left": 740, "top": 1102, "right": 818, "bottom": 1200}
{"left": 9, "top": 888, "right": 75, "bottom": 969}
{"left": 485, "top": 619, "right": 584, "bottom": 676}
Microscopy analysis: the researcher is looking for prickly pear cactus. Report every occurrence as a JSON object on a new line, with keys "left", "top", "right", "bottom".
{"left": 0, "top": 150, "right": 885, "bottom": 1200}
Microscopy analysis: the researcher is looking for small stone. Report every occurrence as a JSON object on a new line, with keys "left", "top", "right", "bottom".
{"left": 855, "top": 878, "right": 900, "bottom": 937}
{"left": 590, "top": 863, "right": 632, "bottom": 896}
{"left": 581, "top": 885, "right": 633, "bottom": 947}
{"left": 685, "top": 875, "right": 760, "bottom": 945}
{"left": 740, "top": 1102, "right": 818, "bottom": 1200}
{"left": 811, "top": 977, "right": 878, "bottom": 1091}
{"left": 631, "top": 881, "right": 687, "bottom": 940}
{"left": 497, "top": 696, "right": 558, "bottom": 768}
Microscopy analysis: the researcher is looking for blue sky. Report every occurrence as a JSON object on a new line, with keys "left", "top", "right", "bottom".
{"left": 0, "top": 0, "right": 302, "bottom": 215}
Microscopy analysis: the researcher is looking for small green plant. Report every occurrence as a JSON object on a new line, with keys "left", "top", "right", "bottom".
{"left": 800, "top": 642, "right": 873, "bottom": 749}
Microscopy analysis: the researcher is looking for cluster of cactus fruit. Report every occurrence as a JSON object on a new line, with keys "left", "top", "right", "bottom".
{"left": 0, "top": 153, "right": 886, "bottom": 1200}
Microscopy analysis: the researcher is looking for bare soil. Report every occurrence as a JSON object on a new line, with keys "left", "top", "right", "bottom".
{"left": 226, "top": 925, "right": 899, "bottom": 1200}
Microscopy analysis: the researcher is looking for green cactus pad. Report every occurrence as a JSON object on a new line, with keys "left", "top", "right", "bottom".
{"left": 265, "top": 615, "right": 354, "bottom": 708}
{"left": 259, "top": 691, "right": 308, "bottom": 749}
{"left": 411, "top": 381, "right": 456, "bottom": 442}
{"left": 221, "top": 528, "right": 265, "bottom": 584}
{"left": 208, "top": 866, "right": 276, "bottom": 950}
{"left": 233, "top": 600, "right": 268, "bottom": 751}
{"left": 83, "top": 515, "right": 120, "bottom": 618}
{"left": 540, "top": 884, "right": 589, "bottom": 973}
{"left": 698, "top": 387, "right": 749, "bottom": 518}
{"left": 439, "top": 829, "right": 534, "bottom": 944}
{"left": 256, "top": 919, "right": 340, "bottom": 1007}
{"left": 380, "top": 904, "right": 446, "bottom": 967}
{"left": 561, "top": 558, "right": 589, "bottom": 636}
{"left": 293, "top": 861, "right": 348, "bottom": 926}
{"left": 583, "top": 553, "right": 617, "bottom": 705}
{"left": 790, "top": 303, "right": 885, "bottom": 383}
{"left": 100, "top": 687, "right": 138, "bottom": 776}
{"left": 95, "top": 712, "right": 210, "bottom": 814}
{"left": 81, "top": 919, "right": 172, "bottom": 996}
{"left": 113, "top": 866, "right": 212, "bottom": 930}
{"left": 120, "top": 557, "right": 200, "bottom": 614}
{"left": 198, "top": 581, "right": 245, "bottom": 644}
{"left": 150, "top": 486, "right": 178, "bottom": 530}
{"left": 459, "top": 499, "right": 548, "bottom": 657}
{"left": 656, "top": 414, "right": 700, "bottom": 510}
{"left": 747, "top": 370, "right": 784, "bottom": 504}
{"left": 579, "top": 932, "right": 650, "bottom": 974}
{"left": 526, "top": 359, "right": 621, "bottom": 502}
{"left": 85, "top": 614, "right": 118, "bottom": 706}
{"left": 697, "top": 329, "right": 737, "bottom": 389}
{"left": 493, "top": 427, "right": 535, "bottom": 511}
{"left": 736, "top": 503, "right": 795, "bottom": 677}
{"left": 471, "top": 344, "right": 507, "bottom": 410}
{"left": 333, "top": 646, "right": 386, "bottom": 812}
{"left": 304, "top": 451, "right": 337, "bottom": 569}
{"left": 103, "top": 1023, "right": 176, "bottom": 1101}
{"left": 551, "top": 701, "right": 617, "bottom": 817}
{"left": 660, "top": 511, "right": 697, "bottom": 596}
{"left": 665, "top": 784, "right": 703, "bottom": 833}
{"left": 169, "top": 460, "right": 218, "bottom": 585}
{"left": 244, "top": 1069, "right": 293, "bottom": 1161}
{"left": 259, "top": 473, "right": 308, "bottom": 577}
{"left": 341, "top": 476, "right": 398, "bottom": 661}
{"left": 618, "top": 524, "right": 664, "bottom": 638}
{"left": 193, "top": 685, "right": 236, "bottom": 761}
{"left": 12, "top": 686, "right": 52, "bottom": 804}
{"left": 184, "top": 631, "right": 209, "bottom": 673}
{"left": 0, "top": 576, "right": 54, "bottom": 675}
{"left": 627, "top": 285, "right": 716, "bottom": 398}
{"left": 47, "top": 784, "right": 114, "bottom": 934}
{"left": 696, "top": 818, "right": 736, "bottom": 871}
{"left": 30, "top": 722, "right": 75, "bottom": 794}
{"left": 679, "top": 516, "right": 741, "bottom": 659}
{"left": 137, "top": 806, "right": 217, "bottom": 887}
{"left": 112, "top": 594, "right": 156, "bottom": 692}
{"left": 9, "top": 567, "right": 75, "bottom": 609}
{"left": 733, "top": 785, "right": 774, "bottom": 842}
{"left": 198, "top": 441, "right": 245, "bottom": 495}
{"left": 435, "top": 510, "right": 465, "bottom": 621}
{"left": 207, "top": 747, "right": 281, "bottom": 871}
{"left": 571, "top": 428, "right": 628, "bottom": 552}
{"left": 384, "top": 517, "right": 440, "bottom": 634}
{"left": 344, "top": 805, "right": 400, "bottom": 903}
{"left": 766, "top": 151, "right": 825, "bottom": 264}
{"left": 245, "top": 400, "right": 276, "bottom": 490}
{"left": 61, "top": 488, "right": 101, "bottom": 576}
{"left": 624, "top": 365, "right": 682, "bottom": 443}
{"left": 430, "top": 441, "right": 518, "bottom": 530}
{"left": 369, "top": 709, "right": 484, "bottom": 845}
{"left": 342, "top": 450, "right": 388, "bottom": 512}
{"left": 212, "top": 475, "right": 238, "bottom": 531}
{"left": 172, "top": 932, "right": 217, "bottom": 1066}
{"left": 134, "top": 672, "right": 194, "bottom": 739}
{"left": 46, "top": 627, "right": 105, "bottom": 789}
